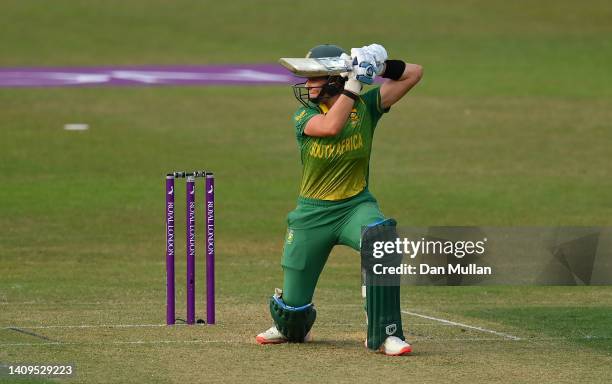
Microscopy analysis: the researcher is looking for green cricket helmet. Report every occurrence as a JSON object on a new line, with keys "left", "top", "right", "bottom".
{"left": 306, "top": 44, "right": 346, "bottom": 59}
{"left": 293, "top": 44, "right": 347, "bottom": 108}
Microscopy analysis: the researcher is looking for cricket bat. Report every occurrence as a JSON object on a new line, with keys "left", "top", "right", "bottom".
{"left": 279, "top": 57, "right": 352, "bottom": 77}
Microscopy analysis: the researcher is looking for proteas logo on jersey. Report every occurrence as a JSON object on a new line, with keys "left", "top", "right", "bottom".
{"left": 295, "top": 110, "right": 307, "bottom": 122}
{"left": 349, "top": 108, "right": 359, "bottom": 126}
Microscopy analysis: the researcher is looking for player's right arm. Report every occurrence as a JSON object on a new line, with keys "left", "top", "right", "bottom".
{"left": 304, "top": 95, "right": 355, "bottom": 137}
{"left": 304, "top": 60, "right": 363, "bottom": 138}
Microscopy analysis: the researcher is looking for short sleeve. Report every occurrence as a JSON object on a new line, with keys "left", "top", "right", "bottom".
{"left": 293, "top": 106, "right": 319, "bottom": 138}
{"left": 360, "top": 86, "right": 389, "bottom": 124}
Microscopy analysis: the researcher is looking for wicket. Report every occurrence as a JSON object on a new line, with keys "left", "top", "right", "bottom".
{"left": 165, "top": 171, "right": 215, "bottom": 325}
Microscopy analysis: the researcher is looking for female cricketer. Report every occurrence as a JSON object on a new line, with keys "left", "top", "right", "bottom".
{"left": 256, "top": 43, "right": 423, "bottom": 355}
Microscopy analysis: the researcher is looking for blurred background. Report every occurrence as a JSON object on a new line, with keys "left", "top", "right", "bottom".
{"left": 1, "top": 1, "right": 611, "bottom": 383}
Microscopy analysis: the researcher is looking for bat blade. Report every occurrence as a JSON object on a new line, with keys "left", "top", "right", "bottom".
{"left": 279, "top": 57, "right": 351, "bottom": 77}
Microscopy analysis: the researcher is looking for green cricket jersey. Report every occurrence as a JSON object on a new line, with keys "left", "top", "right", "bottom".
{"left": 293, "top": 87, "right": 389, "bottom": 201}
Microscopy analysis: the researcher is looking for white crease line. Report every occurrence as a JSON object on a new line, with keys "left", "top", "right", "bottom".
{"left": 2, "top": 323, "right": 171, "bottom": 330}
{"left": 0, "top": 302, "right": 160, "bottom": 306}
{"left": 410, "top": 336, "right": 610, "bottom": 342}
{"left": 326, "top": 322, "right": 445, "bottom": 327}
{"left": 0, "top": 301, "right": 355, "bottom": 306}
{"left": 0, "top": 339, "right": 243, "bottom": 347}
{"left": 4, "top": 336, "right": 607, "bottom": 348}
{"left": 0, "top": 301, "right": 208, "bottom": 306}
{"left": 403, "top": 310, "right": 522, "bottom": 340}
{"left": 0, "top": 322, "right": 466, "bottom": 330}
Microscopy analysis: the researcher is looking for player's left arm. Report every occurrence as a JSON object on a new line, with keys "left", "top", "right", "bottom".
{"left": 379, "top": 61, "right": 423, "bottom": 109}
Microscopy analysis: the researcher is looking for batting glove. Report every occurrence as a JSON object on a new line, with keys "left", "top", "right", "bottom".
{"left": 350, "top": 47, "right": 376, "bottom": 85}
{"left": 362, "top": 44, "right": 388, "bottom": 75}
{"left": 340, "top": 53, "right": 362, "bottom": 95}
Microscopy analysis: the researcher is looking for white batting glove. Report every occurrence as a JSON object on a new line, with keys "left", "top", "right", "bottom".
{"left": 350, "top": 47, "right": 376, "bottom": 85}
{"left": 362, "top": 44, "right": 388, "bottom": 75}
{"left": 340, "top": 53, "right": 362, "bottom": 95}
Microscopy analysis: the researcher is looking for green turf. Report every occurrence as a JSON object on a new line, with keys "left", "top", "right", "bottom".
{"left": 1, "top": 0, "right": 612, "bottom": 99}
{"left": 1, "top": 0, "right": 612, "bottom": 383}
{"left": 464, "top": 306, "right": 612, "bottom": 353}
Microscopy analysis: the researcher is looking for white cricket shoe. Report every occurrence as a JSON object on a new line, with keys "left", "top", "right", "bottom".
{"left": 365, "top": 336, "right": 412, "bottom": 355}
{"left": 379, "top": 336, "right": 412, "bottom": 356}
{"left": 255, "top": 326, "right": 312, "bottom": 345}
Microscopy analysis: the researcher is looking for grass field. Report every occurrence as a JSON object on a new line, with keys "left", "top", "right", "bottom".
{"left": 1, "top": 1, "right": 611, "bottom": 383}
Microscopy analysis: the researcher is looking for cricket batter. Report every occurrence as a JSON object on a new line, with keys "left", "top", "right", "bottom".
{"left": 256, "top": 44, "right": 423, "bottom": 355}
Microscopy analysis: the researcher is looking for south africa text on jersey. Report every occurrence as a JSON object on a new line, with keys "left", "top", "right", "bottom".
{"left": 309, "top": 133, "right": 364, "bottom": 159}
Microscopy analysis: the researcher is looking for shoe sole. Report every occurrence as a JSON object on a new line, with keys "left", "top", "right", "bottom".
{"left": 382, "top": 346, "right": 412, "bottom": 356}
{"left": 256, "top": 336, "right": 287, "bottom": 345}
{"left": 366, "top": 339, "right": 413, "bottom": 356}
